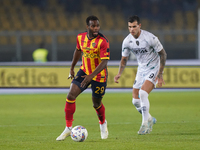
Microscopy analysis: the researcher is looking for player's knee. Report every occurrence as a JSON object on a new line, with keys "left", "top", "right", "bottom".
{"left": 139, "top": 89, "right": 148, "bottom": 100}
{"left": 92, "top": 98, "right": 102, "bottom": 109}
{"left": 93, "top": 102, "right": 101, "bottom": 109}
{"left": 67, "top": 93, "right": 76, "bottom": 100}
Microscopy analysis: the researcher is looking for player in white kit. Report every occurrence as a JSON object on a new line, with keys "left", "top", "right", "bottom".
{"left": 114, "top": 15, "right": 167, "bottom": 135}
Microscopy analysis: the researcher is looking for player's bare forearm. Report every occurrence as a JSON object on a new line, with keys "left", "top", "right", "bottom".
{"left": 156, "top": 49, "right": 167, "bottom": 87}
{"left": 68, "top": 49, "right": 81, "bottom": 79}
{"left": 81, "top": 59, "right": 108, "bottom": 87}
{"left": 90, "top": 59, "right": 108, "bottom": 78}
{"left": 71, "top": 48, "right": 82, "bottom": 70}
{"left": 158, "top": 49, "right": 167, "bottom": 75}
{"left": 114, "top": 56, "right": 128, "bottom": 83}
{"left": 118, "top": 56, "right": 128, "bottom": 75}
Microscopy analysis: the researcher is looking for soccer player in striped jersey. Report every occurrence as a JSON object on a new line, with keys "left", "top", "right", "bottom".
{"left": 56, "top": 15, "right": 110, "bottom": 140}
{"left": 114, "top": 15, "right": 167, "bottom": 135}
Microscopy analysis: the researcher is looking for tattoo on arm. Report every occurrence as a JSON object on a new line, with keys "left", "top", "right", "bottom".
{"left": 119, "top": 57, "right": 128, "bottom": 74}
{"left": 121, "top": 58, "right": 127, "bottom": 69}
{"left": 158, "top": 49, "right": 167, "bottom": 74}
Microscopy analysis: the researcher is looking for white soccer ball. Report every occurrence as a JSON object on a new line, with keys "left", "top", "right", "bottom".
{"left": 70, "top": 125, "right": 88, "bottom": 142}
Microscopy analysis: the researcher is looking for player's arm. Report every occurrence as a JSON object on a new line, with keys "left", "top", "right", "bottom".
{"left": 156, "top": 48, "right": 167, "bottom": 87}
{"left": 68, "top": 48, "right": 82, "bottom": 79}
{"left": 90, "top": 59, "right": 108, "bottom": 78}
{"left": 81, "top": 59, "right": 108, "bottom": 88}
{"left": 114, "top": 56, "right": 129, "bottom": 83}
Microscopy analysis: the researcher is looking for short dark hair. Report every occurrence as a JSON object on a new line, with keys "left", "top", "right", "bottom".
{"left": 86, "top": 15, "right": 99, "bottom": 26}
{"left": 128, "top": 15, "right": 140, "bottom": 24}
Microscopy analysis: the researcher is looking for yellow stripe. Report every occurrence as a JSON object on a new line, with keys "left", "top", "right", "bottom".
{"left": 95, "top": 103, "right": 102, "bottom": 110}
{"left": 98, "top": 39, "right": 103, "bottom": 48}
{"left": 77, "top": 35, "right": 82, "bottom": 49}
{"left": 66, "top": 98, "right": 76, "bottom": 103}
{"left": 90, "top": 38, "right": 97, "bottom": 72}
{"left": 101, "top": 57, "right": 110, "bottom": 60}
{"left": 100, "top": 69, "right": 105, "bottom": 82}
{"left": 92, "top": 40, "right": 103, "bottom": 81}
{"left": 84, "top": 57, "right": 89, "bottom": 75}
{"left": 83, "top": 35, "right": 87, "bottom": 48}
{"left": 84, "top": 36, "right": 89, "bottom": 74}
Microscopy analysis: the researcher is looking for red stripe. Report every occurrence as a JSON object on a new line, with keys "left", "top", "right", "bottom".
{"left": 87, "top": 38, "right": 91, "bottom": 47}
{"left": 94, "top": 58, "right": 101, "bottom": 82}
{"left": 94, "top": 38, "right": 101, "bottom": 82}
{"left": 96, "top": 73, "right": 101, "bottom": 82}
{"left": 94, "top": 58, "right": 99, "bottom": 68}
{"left": 82, "top": 56, "right": 86, "bottom": 72}
{"left": 94, "top": 38, "right": 100, "bottom": 48}
{"left": 87, "top": 58, "right": 92, "bottom": 74}
{"left": 81, "top": 34, "right": 86, "bottom": 47}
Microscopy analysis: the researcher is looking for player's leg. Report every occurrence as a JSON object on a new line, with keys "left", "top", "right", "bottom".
{"left": 132, "top": 70, "right": 144, "bottom": 114}
{"left": 92, "top": 97, "right": 105, "bottom": 124}
{"left": 133, "top": 86, "right": 155, "bottom": 134}
{"left": 137, "top": 65, "right": 159, "bottom": 134}
{"left": 93, "top": 97, "right": 108, "bottom": 139}
{"left": 132, "top": 72, "right": 151, "bottom": 117}
{"left": 140, "top": 80, "right": 154, "bottom": 122}
{"left": 91, "top": 81, "right": 108, "bottom": 139}
{"left": 141, "top": 80, "right": 157, "bottom": 132}
{"left": 138, "top": 78, "right": 159, "bottom": 134}
{"left": 56, "top": 69, "right": 89, "bottom": 141}
{"left": 137, "top": 80, "right": 154, "bottom": 134}
{"left": 132, "top": 88, "right": 141, "bottom": 114}
{"left": 56, "top": 83, "right": 82, "bottom": 141}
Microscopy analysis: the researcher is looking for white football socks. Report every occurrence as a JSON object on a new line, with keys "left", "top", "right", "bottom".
{"left": 139, "top": 89, "right": 150, "bottom": 125}
{"left": 132, "top": 98, "right": 142, "bottom": 114}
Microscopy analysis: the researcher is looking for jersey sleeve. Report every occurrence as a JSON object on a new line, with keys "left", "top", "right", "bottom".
{"left": 150, "top": 35, "right": 163, "bottom": 52}
{"left": 122, "top": 38, "right": 131, "bottom": 57}
{"left": 100, "top": 39, "right": 110, "bottom": 60}
{"left": 76, "top": 35, "right": 81, "bottom": 51}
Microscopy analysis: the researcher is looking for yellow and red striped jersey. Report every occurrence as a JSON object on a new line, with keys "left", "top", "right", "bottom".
{"left": 76, "top": 31, "right": 110, "bottom": 82}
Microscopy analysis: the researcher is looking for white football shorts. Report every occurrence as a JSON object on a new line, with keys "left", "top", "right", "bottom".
{"left": 133, "top": 64, "right": 159, "bottom": 89}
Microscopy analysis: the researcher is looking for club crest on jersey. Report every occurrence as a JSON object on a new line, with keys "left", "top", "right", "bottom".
{"left": 136, "top": 41, "right": 139, "bottom": 46}
{"left": 92, "top": 43, "right": 96, "bottom": 47}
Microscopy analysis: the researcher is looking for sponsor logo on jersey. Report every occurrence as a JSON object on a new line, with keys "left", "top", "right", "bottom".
{"left": 131, "top": 48, "right": 148, "bottom": 54}
{"left": 83, "top": 52, "right": 99, "bottom": 58}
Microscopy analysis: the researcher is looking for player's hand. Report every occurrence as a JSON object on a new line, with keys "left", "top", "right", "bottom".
{"left": 81, "top": 75, "right": 92, "bottom": 88}
{"left": 155, "top": 73, "right": 165, "bottom": 87}
{"left": 114, "top": 74, "right": 121, "bottom": 83}
{"left": 68, "top": 69, "right": 75, "bottom": 79}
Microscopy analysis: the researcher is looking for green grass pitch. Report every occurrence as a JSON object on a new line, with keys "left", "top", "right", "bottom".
{"left": 0, "top": 91, "right": 200, "bottom": 150}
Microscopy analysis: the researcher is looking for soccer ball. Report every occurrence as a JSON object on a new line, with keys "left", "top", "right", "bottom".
{"left": 70, "top": 125, "right": 88, "bottom": 142}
